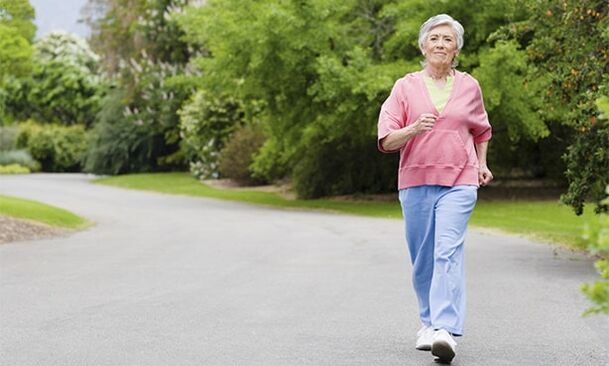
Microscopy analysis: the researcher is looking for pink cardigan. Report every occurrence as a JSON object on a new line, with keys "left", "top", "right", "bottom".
{"left": 378, "top": 70, "right": 492, "bottom": 190}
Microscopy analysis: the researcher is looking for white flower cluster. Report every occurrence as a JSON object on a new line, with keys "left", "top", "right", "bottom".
{"left": 31, "top": 31, "right": 102, "bottom": 93}
{"left": 34, "top": 31, "right": 100, "bottom": 65}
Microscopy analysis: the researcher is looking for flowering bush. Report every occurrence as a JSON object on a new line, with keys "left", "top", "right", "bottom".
{"left": 179, "top": 90, "right": 245, "bottom": 179}
{"left": 4, "top": 31, "right": 104, "bottom": 126}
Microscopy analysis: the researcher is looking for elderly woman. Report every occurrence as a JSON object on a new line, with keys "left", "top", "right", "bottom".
{"left": 378, "top": 14, "right": 492, "bottom": 364}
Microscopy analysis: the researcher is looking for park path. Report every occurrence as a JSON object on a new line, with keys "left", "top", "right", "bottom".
{"left": 1, "top": 174, "right": 608, "bottom": 366}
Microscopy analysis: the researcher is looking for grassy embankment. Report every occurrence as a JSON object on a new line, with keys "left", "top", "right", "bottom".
{"left": 95, "top": 172, "right": 595, "bottom": 249}
{"left": 0, "top": 195, "right": 89, "bottom": 229}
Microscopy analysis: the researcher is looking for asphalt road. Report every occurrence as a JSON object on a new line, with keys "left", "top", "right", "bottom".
{"left": 1, "top": 174, "right": 608, "bottom": 366}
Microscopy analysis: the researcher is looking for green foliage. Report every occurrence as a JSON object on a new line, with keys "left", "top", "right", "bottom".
{"left": 582, "top": 186, "right": 609, "bottom": 315}
{"left": 562, "top": 90, "right": 609, "bottom": 215}
{"left": 84, "top": 0, "right": 194, "bottom": 174}
{"left": 124, "top": 60, "right": 193, "bottom": 168}
{"left": 83, "top": 0, "right": 191, "bottom": 74}
{"left": 382, "top": 0, "right": 527, "bottom": 66}
{"left": 79, "top": 0, "right": 608, "bottom": 209}
{"left": 218, "top": 123, "right": 266, "bottom": 185}
{"left": 179, "top": 0, "right": 402, "bottom": 195}
{"left": 291, "top": 48, "right": 404, "bottom": 198}
{"left": 0, "top": 0, "right": 36, "bottom": 120}
{"left": 0, "top": 0, "right": 35, "bottom": 78}
{"left": 0, "top": 0, "right": 36, "bottom": 42}
{"left": 178, "top": 0, "right": 537, "bottom": 198}
{"left": 0, "top": 125, "right": 18, "bottom": 150}
{"left": 562, "top": 118, "right": 609, "bottom": 215}
{"left": 138, "top": 0, "right": 191, "bottom": 65}
{"left": 179, "top": 90, "right": 246, "bottom": 179}
{"left": 0, "top": 24, "right": 33, "bottom": 81}
{"left": 84, "top": 89, "right": 158, "bottom": 174}
{"left": 472, "top": 41, "right": 548, "bottom": 176}
{"left": 17, "top": 121, "right": 88, "bottom": 172}
{"left": 4, "top": 32, "right": 104, "bottom": 126}
{"left": 473, "top": 40, "right": 563, "bottom": 178}
{"left": 0, "top": 149, "right": 38, "bottom": 170}
{"left": 0, "top": 163, "right": 30, "bottom": 174}
{"left": 510, "top": 0, "right": 609, "bottom": 214}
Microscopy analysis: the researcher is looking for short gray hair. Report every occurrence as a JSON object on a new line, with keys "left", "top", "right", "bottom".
{"left": 418, "top": 14, "right": 464, "bottom": 61}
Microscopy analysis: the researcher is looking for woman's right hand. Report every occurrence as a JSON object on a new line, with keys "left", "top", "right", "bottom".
{"left": 380, "top": 113, "right": 438, "bottom": 151}
{"left": 411, "top": 113, "right": 437, "bottom": 134}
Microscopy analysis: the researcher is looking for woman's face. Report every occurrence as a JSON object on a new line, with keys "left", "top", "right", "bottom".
{"left": 423, "top": 24, "right": 458, "bottom": 67}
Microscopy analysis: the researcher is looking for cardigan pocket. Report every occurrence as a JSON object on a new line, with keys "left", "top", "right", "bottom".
{"left": 404, "top": 129, "right": 468, "bottom": 169}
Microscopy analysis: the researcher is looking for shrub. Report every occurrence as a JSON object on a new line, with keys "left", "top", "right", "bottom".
{"left": 85, "top": 59, "right": 192, "bottom": 175}
{"left": 179, "top": 90, "right": 245, "bottom": 179}
{"left": 0, "top": 164, "right": 30, "bottom": 174}
{"left": 218, "top": 124, "right": 266, "bottom": 185}
{"left": 0, "top": 149, "right": 39, "bottom": 171}
{"left": 582, "top": 185, "right": 609, "bottom": 316}
{"left": 16, "top": 121, "right": 88, "bottom": 172}
{"left": 84, "top": 90, "right": 158, "bottom": 175}
{"left": 0, "top": 126, "right": 19, "bottom": 150}
{"left": 291, "top": 121, "right": 397, "bottom": 199}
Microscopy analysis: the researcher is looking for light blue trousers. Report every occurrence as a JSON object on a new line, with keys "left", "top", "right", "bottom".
{"left": 399, "top": 185, "right": 477, "bottom": 336}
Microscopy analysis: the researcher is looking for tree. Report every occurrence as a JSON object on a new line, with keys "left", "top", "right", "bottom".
{"left": 82, "top": 0, "right": 192, "bottom": 74}
{"left": 516, "top": 0, "right": 609, "bottom": 214}
{"left": 178, "top": 0, "right": 537, "bottom": 197}
{"left": 5, "top": 32, "right": 104, "bottom": 126}
{"left": 0, "top": 0, "right": 35, "bottom": 79}
{"left": 0, "top": 0, "right": 35, "bottom": 41}
{"left": 81, "top": 0, "right": 146, "bottom": 74}
{"left": 84, "top": 0, "right": 196, "bottom": 174}
{"left": 0, "top": 0, "right": 36, "bottom": 121}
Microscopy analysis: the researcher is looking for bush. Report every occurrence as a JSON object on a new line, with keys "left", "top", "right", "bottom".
{"left": 16, "top": 121, "right": 88, "bottom": 172}
{"left": 0, "top": 126, "right": 19, "bottom": 150}
{"left": 582, "top": 185, "right": 609, "bottom": 316}
{"left": 292, "top": 128, "right": 398, "bottom": 199}
{"left": 179, "top": 90, "right": 245, "bottom": 179}
{"left": 84, "top": 90, "right": 158, "bottom": 175}
{"left": 0, "top": 164, "right": 30, "bottom": 174}
{"left": 218, "top": 124, "right": 266, "bottom": 185}
{"left": 0, "top": 149, "right": 39, "bottom": 171}
{"left": 85, "top": 59, "right": 192, "bottom": 175}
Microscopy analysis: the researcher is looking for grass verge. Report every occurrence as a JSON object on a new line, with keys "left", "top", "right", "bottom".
{"left": 95, "top": 172, "right": 594, "bottom": 249}
{"left": 0, "top": 195, "right": 89, "bottom": 229}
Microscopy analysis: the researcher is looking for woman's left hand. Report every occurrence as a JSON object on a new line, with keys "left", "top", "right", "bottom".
{"left": 478, "top": 164, "right": 493, "bottom": 186}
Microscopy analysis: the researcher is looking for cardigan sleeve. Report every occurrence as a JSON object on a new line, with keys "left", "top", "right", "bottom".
{"left": 471, "top": 82, "right": 492, "bottom": 144}
{"left": 377, "top": 79, "right": 408, "bottom": 153}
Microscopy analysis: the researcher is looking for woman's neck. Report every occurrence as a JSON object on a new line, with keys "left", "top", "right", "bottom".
{"left": 425, "top": 64, "right": 453, "bottom": 80}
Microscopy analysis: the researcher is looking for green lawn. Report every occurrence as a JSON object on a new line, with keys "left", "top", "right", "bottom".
{"left": 95, "top": 172, "right": 595, "bottom": 249}
{"left": 0, "top": 195, "right": 89, "bottom": 229}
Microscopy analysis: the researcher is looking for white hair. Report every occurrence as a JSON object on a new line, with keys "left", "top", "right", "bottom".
{"left": 418, "top": 14, "right": 464, "bottom": 67}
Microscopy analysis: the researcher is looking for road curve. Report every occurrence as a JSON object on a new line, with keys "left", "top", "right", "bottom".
{"left": 1, "top": 174, "right": 608, "bottom": 366}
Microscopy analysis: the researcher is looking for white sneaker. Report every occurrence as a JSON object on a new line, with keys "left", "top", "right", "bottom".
{"left": 415, "top": 325, "right": 434, "bottom": 351}
{"left": 431, "top": 329, "right": 457, "bottom": 364}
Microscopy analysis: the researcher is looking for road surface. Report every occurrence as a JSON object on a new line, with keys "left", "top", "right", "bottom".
{"left": 1, "top": 174, "right": 608, "bottom": 365}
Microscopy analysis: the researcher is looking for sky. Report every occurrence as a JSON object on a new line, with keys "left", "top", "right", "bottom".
{"left": 30, "top": 0, "right": 90, "bottom": 39}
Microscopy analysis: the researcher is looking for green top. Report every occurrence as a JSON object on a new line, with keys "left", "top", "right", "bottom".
{"left": 423, "top": 75, "right": 454, "bottom": 113}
